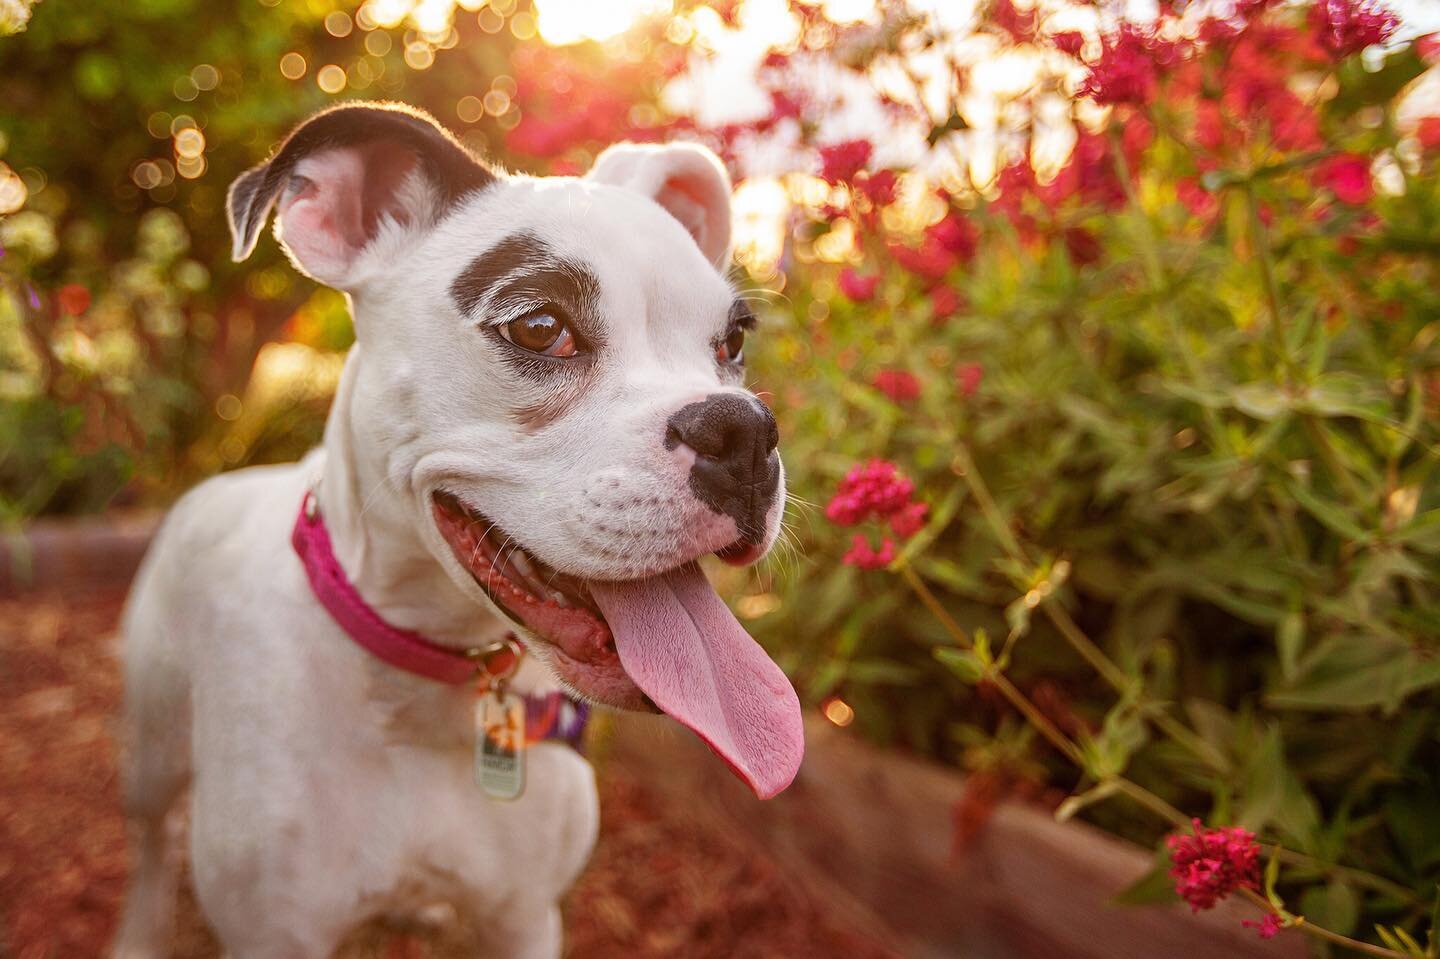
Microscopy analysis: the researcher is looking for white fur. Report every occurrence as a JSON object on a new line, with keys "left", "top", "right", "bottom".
{"left": 114, "top": 129, "right": 784, "bottom": 958}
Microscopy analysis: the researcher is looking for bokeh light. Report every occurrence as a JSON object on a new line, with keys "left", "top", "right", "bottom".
{"left": 533, "top": 0, "right": 671, "bottom": 45}
{"left": 279, "top": 51, "right": 307, "bottom": 79}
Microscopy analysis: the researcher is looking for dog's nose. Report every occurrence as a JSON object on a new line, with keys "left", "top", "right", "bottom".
{"left": 666, "top": 394, "right": 780, "bottom": 542}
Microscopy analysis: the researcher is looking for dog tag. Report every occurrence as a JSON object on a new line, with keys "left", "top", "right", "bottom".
{"left": 475, "top": 687, "right": 526, "bottom": 800}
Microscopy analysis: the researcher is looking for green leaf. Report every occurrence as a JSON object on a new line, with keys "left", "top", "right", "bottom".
{"left": 935, "top": 646, "right": 985, "bottom": 684}
{"left": 1287, "top": 479, "right": 1371, "bottom": 542}
{"left": 1239, "top": 725, "right": 1287, "bottom": 833}
{"left": 1276, "top": 610, "right": 1304, "bottom": 681}
{"left": 1331, "top": 46, "right": 1427, "bottom": 114}
{"left": 1269, "top": 633, "right": 1440, "bottom": 713}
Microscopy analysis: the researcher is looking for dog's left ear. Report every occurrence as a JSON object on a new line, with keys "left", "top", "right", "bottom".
{"left": 587, "top": 141, "right": 733, "bottom": 270}
{"left": 227, "top": 102, "right": 497, "bottom": 288}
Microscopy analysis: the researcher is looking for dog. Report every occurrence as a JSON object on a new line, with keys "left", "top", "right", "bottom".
{"left": 112, "top": 101, "right": 804, "bottom": 959}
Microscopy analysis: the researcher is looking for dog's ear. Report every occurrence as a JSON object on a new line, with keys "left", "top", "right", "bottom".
{"left": 226, "top": 101, "right": 497, "bottom": 287}
{"left": 587, "top": 141, "right": 732, "bottom": 270}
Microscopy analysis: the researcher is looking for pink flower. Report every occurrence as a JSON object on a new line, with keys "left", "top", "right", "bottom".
{"left": 819, "top": 139, "right": 873, "bottom": 184}
{"left": 838, "top": 267, "right": 881, "bottom": 303}
{"left": 889, "top": 501, "right": 929, "bottom": 539}
{"left": 927, "top": 213, "right": 978, "bottom": 260}
{"left": 1310, "top": 0, "right": 1398, "bottom": 57}
{"left": 857, "top": 168, "right": 898, "bottom": 206}
{"left": 931, "top": 285, "right": 962, "bottom": 321}
{"left": 1242, "top": 915, "right": 1281, "bottom": 940}
{"left": 890, "top": 240, "right": 956, "bottom": 284}
{"left": 826, "top": 460, "right": 915, "bottom": 526}
{"left": 1315, "top": 153, "right": 1373, "bottom": 204}
{"left": 843, "top": 534, "right": 896, "bottom": 570}
{"left": 956, "top": 362, "right": 984, "bottom": 398}
{"left": 991, "top": 0, "right": 1036, "bottom": 43}
{"left": 873, "top": 369, "right": 921, "bottom": 404}
{"left": 1051, "top": 30, "right": 1084, "bottom": 56}
{"left": 1079, "top": 24, "right": 1164, "bottom": 106}
{"left": 1419, "top": 117, "right": 1440, "bottom": 151}
{"left": 1166, "top": 819, "right": 1262, "bottom": 913}
{"left": 1177, "top": 178, "right": 1217, "bottom": 220}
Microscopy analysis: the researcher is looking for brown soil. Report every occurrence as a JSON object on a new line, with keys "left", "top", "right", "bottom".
{"left": 0, "top": 589, "right": 897, "bottom": 959}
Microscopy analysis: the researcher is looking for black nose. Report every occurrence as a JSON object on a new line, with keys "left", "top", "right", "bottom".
{"left": 666, "top": 394, "right": 780, "bottom": 543}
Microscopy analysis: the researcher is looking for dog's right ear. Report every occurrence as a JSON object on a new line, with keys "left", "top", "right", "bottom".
{"left": 226, "top": 101, "right": 497, "bottom": 288}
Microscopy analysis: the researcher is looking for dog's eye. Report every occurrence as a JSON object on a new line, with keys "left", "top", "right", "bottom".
{"left": 501, "top": 310, "right": 579, "bottom": 358}
{"left": 715, "top": 327, "right": 745, "bottom": 365}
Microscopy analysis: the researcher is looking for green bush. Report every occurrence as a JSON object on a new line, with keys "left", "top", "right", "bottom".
{"left": 733, "top": 4, "right": 1440, "bottom": 951}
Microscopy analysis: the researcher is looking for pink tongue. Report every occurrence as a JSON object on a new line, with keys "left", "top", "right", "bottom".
{"left": 588, "top": 563, "right": 804, "bottom": 799}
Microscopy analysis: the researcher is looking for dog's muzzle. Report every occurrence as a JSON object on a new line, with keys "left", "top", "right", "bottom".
{"left": 665, "top": 393, "right": 780, "bottom": 544}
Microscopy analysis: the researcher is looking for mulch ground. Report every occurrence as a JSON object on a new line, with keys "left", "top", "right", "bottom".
{"left": 0, "top": 589, "right": 897, "bottom": 959}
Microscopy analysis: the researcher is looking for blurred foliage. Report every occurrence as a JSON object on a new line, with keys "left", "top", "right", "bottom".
{"left": 719, "top": 3, "right": 1440, "bottom": 953}
{"left": 0, "top": 0, "right": 669, "bottom": 516}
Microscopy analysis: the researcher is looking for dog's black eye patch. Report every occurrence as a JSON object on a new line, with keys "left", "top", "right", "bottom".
{"left": 450, "top": 232, "right": 602, "bottom": 352}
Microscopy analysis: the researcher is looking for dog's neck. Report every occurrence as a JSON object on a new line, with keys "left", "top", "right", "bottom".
{"left": 315, "top": 345, "right": 514, "bottom": 656}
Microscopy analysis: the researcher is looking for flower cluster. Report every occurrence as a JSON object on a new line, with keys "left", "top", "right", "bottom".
{"left": 1310, "top": 0, "right": 1399, "bottom": 56}
{"left": 1078, "top": 24, "right": 1179, "bottom": 107}
{"left": 827, "top": 460, "right": 928, "bottom": 569}
{"left": 819, "top": 139, "right": 873, "bottom": 184}
{"left": 1166, "top": 819, "right": 1262, "bottom": 912}
{"left": 872, "top": 369, "right": 920, "bottom": 404}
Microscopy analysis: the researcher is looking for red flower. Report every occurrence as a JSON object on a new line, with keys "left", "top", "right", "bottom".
{"left": 1079, "top": 24, "right": 1167, "bottom": 106}
{"left": 857, "top": 169, "right": 898, "bottom": 206}
{"left": 1052, "top": 30, "right": 1085, "bottom": 56}
{"left": 819, "top": 139, "right": 873, "bottom": 184}
{"left": 826, "top": 460, "right": 915, "bottom": 526}
{"left": 1177, "top": 178, "right": 1218, "bottom": 220}
{"left": 927, "top": 213, "right": 978, "bottom": 260}
{"left": 1417, "top": 117, "right": 1440, "bottom": 151}
{"left": 889, "top": 501, "right": 929, "bottom": 539}
{"left": 1242, "top": 915, "right": 1281, "bottom": 939}
{"left": 890, "top": 240, "right": 955, "bottom": 284}
{"left": 873, "top": 369, "right": 921, "bottom": 404}
{"left": 1166, "top": 819, "right": 1262, "bottom": 912}
{"left": 838, "top": 267, "right": 881, "bottom": 303}
{"left": 1309, "top": 0, "right": 1398, "bottom": 57}
{"left": 1419, "top": 32, "right": 1440, "bottom": 63}
{"left": 931, "top": 285, "right": 962, "bottom": 321}
{"left": 990, "top": 0, "right": 1035, "bottom": 43}
{"left": 56, "top": 284, "right": 91, "bottom": 317}
{"left": 843, "top": 534, "right": 896, "bottom": 570}
{"left": 1314, "top": 153, "right": 1373, "bottom": 204}
{"left": 1063, "top": 227, "right": 1102, "bottom": 266}
{"left": 956, "top": 362, "right": 984, "bottom": 398}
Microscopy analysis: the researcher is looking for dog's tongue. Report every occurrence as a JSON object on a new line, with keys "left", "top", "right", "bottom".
{"left": 588, "top": 563, "right": 804, "bottom": 799}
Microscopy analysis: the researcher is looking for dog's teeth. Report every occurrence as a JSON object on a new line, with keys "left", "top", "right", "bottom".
{"left": 551, "top": 590, "right": 570, "bottom": 608}
{"left": 510, "top": 551, "right": 535, "bottom": 577}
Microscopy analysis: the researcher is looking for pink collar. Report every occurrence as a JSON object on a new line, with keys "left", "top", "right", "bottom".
{"left": 291, "top": 489, "right": 592, "bottom": 749}
{"left": 291, "top": 488, "right": 494, "bottom": 685}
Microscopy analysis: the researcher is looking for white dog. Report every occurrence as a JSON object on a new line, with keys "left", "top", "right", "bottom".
{"left": 112, "top": 101, "right": 804, "bottom": 959}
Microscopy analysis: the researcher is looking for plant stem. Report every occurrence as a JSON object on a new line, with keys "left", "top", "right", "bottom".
{"left": 1243, "top": 184, "right": 1295, "bottom": 382}
{"left": 906, "top": 446, "right": 1420, "bottom": 944}
{"left": 951, "top": 443, "right": 1232, "bottom": 773}
{"left": 1238, "top": 889, "right": 1406, "bottom": 959}
{"left": 904, "top": 554, "right": 1409, "bottom": 958}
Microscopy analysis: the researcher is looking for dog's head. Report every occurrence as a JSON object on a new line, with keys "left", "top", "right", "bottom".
{"left": 228, "top": 102, "right": 801, "bottom": 797}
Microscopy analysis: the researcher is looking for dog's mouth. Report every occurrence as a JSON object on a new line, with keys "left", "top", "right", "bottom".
{"left": 430, "top": 490, "right": 804, "bottom": 799}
